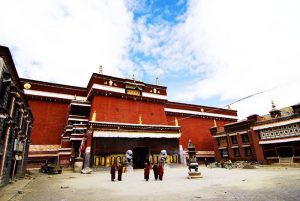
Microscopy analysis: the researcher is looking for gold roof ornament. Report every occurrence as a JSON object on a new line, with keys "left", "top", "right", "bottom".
{"left": 138, "top": 115, "right": 142, "bottom": 124}
{"left": 92, "top": 110, "right": 97, "bottom": 121}
{"left": 23, "top": 83, "right": 31, "bottom": 90}
{"left": 175, "top": 117, "right": 179, "bottom": 126}
{"left": 213, "top": 119, "right": 217, "bottom": 127}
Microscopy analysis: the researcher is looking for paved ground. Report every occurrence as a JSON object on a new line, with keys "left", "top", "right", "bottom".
{"left": 1, "top": 166, "right": 300, "bottom": 201}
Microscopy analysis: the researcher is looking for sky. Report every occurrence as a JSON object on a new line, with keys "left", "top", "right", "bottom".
{"left": 1, "top": 0, "right": 300, "bottom": 120}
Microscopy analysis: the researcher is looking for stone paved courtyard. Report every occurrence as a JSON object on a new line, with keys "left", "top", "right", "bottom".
{"left": 3, "top": 166, "right": 300, "bottom": 201}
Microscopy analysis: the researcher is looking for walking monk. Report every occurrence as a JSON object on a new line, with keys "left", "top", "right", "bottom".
{"left": 152, "top": 163, "right": 159, "bottom": 180}
{"left": 158, "top": 162, "right": 164, "bottom": 181}
{"left": 144, "top": 161, "right": 150, "bottom": 181}
{"left": 117, "top": 163, "right": 123, "bottom": 181}
{"left": 110, "top": 162, "right": 116, "bottom": 181}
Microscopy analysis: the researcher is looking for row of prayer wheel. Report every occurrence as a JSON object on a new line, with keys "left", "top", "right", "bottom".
{"left": 93, "top": 154, "right": 179, "bottom": 167}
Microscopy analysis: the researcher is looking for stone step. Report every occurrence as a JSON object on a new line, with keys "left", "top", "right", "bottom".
{"left": 279, "top": 157, "right": 293, "bottom": 164}
{"left": 271, "top": 163, "right": 300, "bottom": 168}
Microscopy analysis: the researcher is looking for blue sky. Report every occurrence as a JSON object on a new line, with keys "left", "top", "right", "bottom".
{"left": 1, "top": 0, "right": 300, "bottom": 119}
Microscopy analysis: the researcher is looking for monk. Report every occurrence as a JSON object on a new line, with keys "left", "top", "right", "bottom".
{"left": 110, "top": 162, "right": 116, "bottom": 181}
{"left": 152, "top": 163, "right": 159, "bottom": 180}
{"left": 144, "top": 161, "right": 150, "bottom": 181}
{"left": 117, "top": 163, "right": 123, "bottom": 181}
{"left": 158, "top": 162, "right": 164, "bottom": 181}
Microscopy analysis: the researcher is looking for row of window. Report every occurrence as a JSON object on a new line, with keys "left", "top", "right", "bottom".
{"left": 220, "top": 147, "right": 252, "bottom": 158}
{"left": 217, "top": 133, "right": 250, "bottom": 147}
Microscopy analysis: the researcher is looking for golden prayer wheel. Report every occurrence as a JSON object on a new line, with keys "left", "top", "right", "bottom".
{"left": 106, "top": 157, "right": 110, "bottom": 166}
{"left": 101, "top": 157, "right": 105, "bottom": 166}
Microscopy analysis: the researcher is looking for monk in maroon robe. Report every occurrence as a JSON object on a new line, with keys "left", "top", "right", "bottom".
{"left": 158, "top": 163, "right": 164, "bottom": 181}
{"left": 117, "top": 163, "right": 123, "bottom": 181}
{"left": 153, "top": 163, "right": 159, "bottom": 180}
{"left": 144, "top": 161, "right": 150, "bottom": 181}
{"left": 110, "top": 162, "right": 116, "bottom": 181}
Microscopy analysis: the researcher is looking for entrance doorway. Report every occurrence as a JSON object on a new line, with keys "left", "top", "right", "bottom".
{"left": 133, "top": 147, "right": 149, "bottom": 169}
{"left": 276, "top": 147, "right": 293, "bottom": 157}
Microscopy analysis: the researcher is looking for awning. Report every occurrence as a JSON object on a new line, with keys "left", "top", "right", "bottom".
{"left": 259, "top": 136, "right": 300, "bottom": 144}
{"left": 93, "top": 131, "right": 180, "bottom": 138}
{"left": 28, "top": 154, "right": 58, "bottom": 158}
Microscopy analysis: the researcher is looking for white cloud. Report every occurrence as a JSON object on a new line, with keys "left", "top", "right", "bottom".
{"left": 0, "top": 0, "right": 135, "bottom": 87}
{"left": 130, "top": 0, "right": 300, "bottom": 119}
{"left": 1, "top": 0, "right": 299, "bottom": 120}
{"left": 171, "top": 0, "right": 300, "bottom": 119}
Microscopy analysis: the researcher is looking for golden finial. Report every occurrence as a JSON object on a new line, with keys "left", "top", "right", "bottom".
{"left": 213, "top": 119, "right": 217, "bottom": 127}
{"left": 156, "top": 77, "right": 160, "bottom": 85}
{"left": 92, "top": 110, "right": 97, "bottom": 121}
{"left": 138, "top": 115, "right": 142, "bottom": 124}
{"left": 175, "top": 117, "right": 179, "bottom": 126}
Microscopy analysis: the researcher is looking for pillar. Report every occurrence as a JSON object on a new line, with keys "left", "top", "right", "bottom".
{"left": 84, "top": 128, "right": 93, "bottom": 168}
{"left": 0, "top": 94, "right": 15, "bottom": 179}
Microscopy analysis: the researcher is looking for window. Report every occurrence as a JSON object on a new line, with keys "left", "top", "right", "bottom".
{"left": 218, "top": 137, "right": 228, "bottom": 147}
{"left": 220, "top": 149, "right": 228, "bottom": 158}
{"left": 241, "top": 134, "right": 249, "bottom": 143}
{"left": 244, "top": 147, "right": 252, "bottom": 156}
{"left": 230, "top": 135, "right": 237, "bottom": 144}
{"left": 233, "top": 148, "right": 240, "bottom": 157}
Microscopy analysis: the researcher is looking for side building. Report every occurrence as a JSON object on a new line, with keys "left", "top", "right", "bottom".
{"left": 20, "top": 72, "right": 238, "bottom": 168}
{"left": 0, "top": 46, "right": 34, "bottom": 186}
{"left": 210, "top": 102, "right": 300, "bottom": 165}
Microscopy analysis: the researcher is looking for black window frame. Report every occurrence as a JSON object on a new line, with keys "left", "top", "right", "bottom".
{"left": 244, "top": 147, "right": 252, "bottom": 156}
{"left": 241, "top": 134, "right": 249, "bottom": 143}
{"left": 233, "top": 148, "right": 240, "bottom": 157}
{"left": 230, "top": 135, "right": 238, "bottom": 144}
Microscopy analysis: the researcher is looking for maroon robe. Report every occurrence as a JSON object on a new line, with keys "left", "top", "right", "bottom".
{"left": 144, "top": 164, "right": 150, "bottom": 181}
{"left": 158, "top": 164, "right": 164, "bottom": 180}
{"left": 153, "top": 164, "right": 159, "bottom": 180}
{"left": 117, "top": 164, "right": 123, "bottom": 181}
{"left": 110, "top": 164, "right": 116, "bottom": 181}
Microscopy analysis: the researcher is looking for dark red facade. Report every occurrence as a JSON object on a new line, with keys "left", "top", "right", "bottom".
{"left": 90, "top": 96, "right": 168, "bottom": 124}
{"left": 210, "top": 104, "right": 300, "bottom": 165}
{"left": 20, "top": 73, "right": 238, "bottom": 168}
{"left": 29, "top": 100, "right": 68, "bottom": 145}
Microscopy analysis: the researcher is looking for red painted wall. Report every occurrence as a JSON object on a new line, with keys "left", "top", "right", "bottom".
{"left": 90, "top": 96, "right": 167, "bottom": 124}
{"left": 167, "top": 115, "right": 233, "bottom": 151}
{"left": 250, "top": 129, "right": 265, "bottom": 162}
{"left": 29, "top": 100, "right": 69, "bottom": 145}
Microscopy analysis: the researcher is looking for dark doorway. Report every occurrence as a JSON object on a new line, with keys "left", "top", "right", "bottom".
{"left": 276, "top": 147, "right": 293, "bottom": 157}
{"left": 133, "top": 147, "right": 149, "bottom": 169}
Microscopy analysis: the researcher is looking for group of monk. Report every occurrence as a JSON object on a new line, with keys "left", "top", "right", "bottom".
{"left": 144, "top": 161, "right": 164, "bottom": 181}
{"left": 110, "top": 162, "right": 123, "bottom": 181}
{"left": 110, "top": 161, "right": 164, "bottom": 182}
